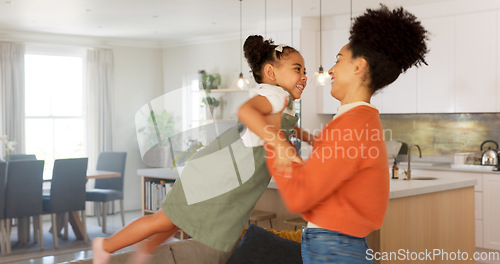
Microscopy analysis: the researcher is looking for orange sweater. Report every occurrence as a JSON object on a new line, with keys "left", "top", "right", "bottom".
{"left": 267, "top": 105, "right": 390, "bottom": 238}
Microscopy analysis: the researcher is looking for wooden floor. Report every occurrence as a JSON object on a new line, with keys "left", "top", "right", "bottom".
{"left": 1, "top": 210, "right": 142, "bottom": 264}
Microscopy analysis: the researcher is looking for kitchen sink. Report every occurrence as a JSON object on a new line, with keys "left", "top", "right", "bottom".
{"left": 406, "top": 176, "right": 438, "bottom": 180}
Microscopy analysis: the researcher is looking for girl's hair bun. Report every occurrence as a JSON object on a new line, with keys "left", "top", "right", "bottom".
{"left": 243, "top": 35, "right": 298, "bottom": 83}
{"left": 243, "top": 35, "right": 275, "bottom": 72}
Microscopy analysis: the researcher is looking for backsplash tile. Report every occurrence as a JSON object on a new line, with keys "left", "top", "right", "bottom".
{"left": 380, "top": 113, "right": 500, "bottom": 157}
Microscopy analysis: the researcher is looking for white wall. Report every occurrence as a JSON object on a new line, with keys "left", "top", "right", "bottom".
{"left": 162, "top": 39, "right": 245, "bottom": 92}
{"left": 298, "top": 17, "right": 332, "bottom": 135}
{"left": 162, "top": 18, "right": 332, "bottom": 137}
{"left": 112, "top": 46, "right": 164, "bottom": 211}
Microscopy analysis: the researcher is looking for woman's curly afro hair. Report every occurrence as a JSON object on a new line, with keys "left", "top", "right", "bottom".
{"left": 349, "top": 4, "right": 429, "bottom": 92}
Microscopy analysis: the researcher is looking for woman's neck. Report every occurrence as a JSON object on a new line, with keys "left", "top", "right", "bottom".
{"left": 340, "top": 86, "right": 372, "bottom": 105}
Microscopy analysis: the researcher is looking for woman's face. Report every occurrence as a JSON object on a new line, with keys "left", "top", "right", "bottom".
{"left": 328, "top": 44, "right": 356, "bottom": 102}
{"left": 273, "top": 51, "right": 308, "bottom": 100}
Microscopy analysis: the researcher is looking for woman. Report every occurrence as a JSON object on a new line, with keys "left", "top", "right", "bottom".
{"left": 266, "top": 5, "right": 428, "bottom": 264}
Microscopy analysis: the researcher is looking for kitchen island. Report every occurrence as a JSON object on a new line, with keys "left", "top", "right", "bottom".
{"left": 259, "top": 174, "right": 477, "bottom": 264}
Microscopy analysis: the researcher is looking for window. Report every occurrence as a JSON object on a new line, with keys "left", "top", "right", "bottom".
{"left": 24, "top": 49, "right": 86, "bottom": 179}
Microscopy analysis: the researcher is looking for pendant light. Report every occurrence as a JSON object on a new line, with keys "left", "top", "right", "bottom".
{"left": 350, "top": 0, "right": 353, "bottom": 28}
{"left": 232, "top": 0, "right": 250, "bottom": 90}
{"left": 315, "top": 0, "right": 329, "bottom": 86}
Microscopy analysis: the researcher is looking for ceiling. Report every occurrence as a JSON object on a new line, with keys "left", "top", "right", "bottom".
{"left": 0, "top": 0, "right": 453, "bottom": 47}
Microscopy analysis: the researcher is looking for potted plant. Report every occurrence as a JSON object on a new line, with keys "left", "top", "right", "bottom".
{"left": 137, "top": 109, "right": 177, "bottom": 168}
{"left": 198, "top": 70, "right": 221, "bottom": 90}
{"left": 201, "top": 96, "right": 222, "bottom": 119}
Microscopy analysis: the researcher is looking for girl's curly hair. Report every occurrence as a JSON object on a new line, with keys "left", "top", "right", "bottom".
{"left": 243, "top": 35, "right": 298, "bottom": 83}
{"left": 349, "top": 4, "right": 429, "bottom": 92}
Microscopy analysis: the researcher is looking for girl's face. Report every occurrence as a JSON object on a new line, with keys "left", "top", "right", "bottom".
{"left": 273, "top": 51, "right": 307, "bottom": 100}
{"left": 328, "top": 44, "right": 356, "bottom": 102}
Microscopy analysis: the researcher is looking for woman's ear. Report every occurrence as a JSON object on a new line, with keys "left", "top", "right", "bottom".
{"left": 353, "top": 57, "right": 368, "bottom": 75}
{"left": 263, "top": 64, "right": 276, "bottom": 81}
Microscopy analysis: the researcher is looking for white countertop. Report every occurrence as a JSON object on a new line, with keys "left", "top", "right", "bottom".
{"left": 404, "top": 163, "right": 500, "bottom": 174}
{"left": 388, "top": 175, "right": 476, "bottom": 199}
{"left": 268, "top": 175, "right": 476, "bottom": 199}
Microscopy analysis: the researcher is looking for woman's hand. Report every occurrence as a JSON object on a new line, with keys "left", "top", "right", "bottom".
{"left": 272, "top": 140, "right": 304, "bottom": 177}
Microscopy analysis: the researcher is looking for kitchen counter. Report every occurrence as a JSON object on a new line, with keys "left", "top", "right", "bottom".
{"left": 269, "top": 173, "right": 477, "bottom": 200}
{"left": 389, "top": 175, "right": 476, "bottom": 199}
{"left": 401, "top": 162, "right": 500, "bottom": 174}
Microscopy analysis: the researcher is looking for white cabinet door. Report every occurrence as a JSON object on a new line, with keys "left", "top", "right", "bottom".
{"left": 379, "top": 68, "right": 417, "bottom": 113}
{"left": 316, "top": 28, "right": 347, "bottom": 114}
{"left": 417, "top": 17, "right": 455, "bottom": 113}
{"left": 497, "top": 10, "right": 500, "bottom": 112}
{"left": 483, "top": 174, "right": 500, "bottom": 250}
{"left": 454, "top": 12, "right": 497, "bottom": 113}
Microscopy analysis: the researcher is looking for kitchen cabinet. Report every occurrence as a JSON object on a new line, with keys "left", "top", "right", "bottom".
{"left": 417, "top": 16, "right": 455, "bottom": 113}
{"left": 317, "top": 10, "right": 499, "bottom": 114}
{"left": 497, "top": 10, "right": 500, "bottom": 112}
{"left": 454, "top": 11, "right": 497, "bottom": 113}
{"left": 413, "top": 169, "right": 485, "bottom": 248}
{"left": 483, "top": 174, "right": 500, "bottom": 250}
{"left": 376, "top": 68, "right": 418, "bottom": 113}
{"left": 367, "top": 176, "right": 476, "bottom": 264}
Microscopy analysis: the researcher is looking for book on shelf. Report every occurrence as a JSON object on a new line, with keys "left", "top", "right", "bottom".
{"left": 144, "top": 180, "right": 173, "bottom": 211}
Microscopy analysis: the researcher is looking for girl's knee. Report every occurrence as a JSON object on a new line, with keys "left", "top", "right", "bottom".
{"left": 150, "top": 210, "right": 176, "bottom": 231}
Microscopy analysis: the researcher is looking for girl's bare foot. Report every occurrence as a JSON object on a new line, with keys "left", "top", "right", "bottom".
{"left": 92, "top": 237, "right": 111, "bottom": 264}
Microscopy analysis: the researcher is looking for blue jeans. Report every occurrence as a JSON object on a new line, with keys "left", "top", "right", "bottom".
{"left": 301, "top": 228, "right": 375, "bottom": 264}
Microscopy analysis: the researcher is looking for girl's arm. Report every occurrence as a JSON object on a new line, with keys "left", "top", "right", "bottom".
{"left": 237, "top": 95, "right": 302, "bottom": 173}
{"left": 294, "top": 126, "right": 315, "bottom": 146}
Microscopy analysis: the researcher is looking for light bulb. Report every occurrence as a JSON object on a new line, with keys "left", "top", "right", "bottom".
{"left": 315, "top": 66, "right": 329, "bottom": 86}
{"left": 237, "top": 78, "right": 245, "bottom": 88}
{"left": 232, "top": 72, "right": 250, "bottom": 90}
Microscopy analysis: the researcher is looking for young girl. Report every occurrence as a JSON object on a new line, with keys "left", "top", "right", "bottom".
{"left": 266, "top": 5, "right": 429, "bottom": 264}
{"left": 92, "top": 35, "right": 312, "bottom": 264}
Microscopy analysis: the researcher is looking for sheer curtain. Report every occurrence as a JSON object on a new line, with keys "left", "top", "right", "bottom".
{"left": 86, "top": 48, "right": 114, "bottom": 168}
{"left": 86, "top": 48, "right": 114, "bottom": 215}
{"left": 0, "top": 42, "right": 25, "bottom": 158}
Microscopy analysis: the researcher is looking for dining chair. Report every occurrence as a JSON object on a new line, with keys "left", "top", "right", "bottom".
{"left": 0, "top": 161, "right": 7, "bottom": 255}
{"left": 8, "top": 154, "right": 37, "bottom": 161}
{"left": 86, "top": 152, "right": 127, "bottom": 233}
{"left": 43, "top": 158, "right": 89, "bottom": 248}
{"left": 4, "top": 160, "right": 45, "bottom": 254}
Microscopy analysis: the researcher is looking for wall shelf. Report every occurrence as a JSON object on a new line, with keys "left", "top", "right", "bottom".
{"left": 195, "top": 88, "right": 248, "bottom": 93}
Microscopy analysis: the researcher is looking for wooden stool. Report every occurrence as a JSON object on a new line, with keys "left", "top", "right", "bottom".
{"left": 284, "top": 217, "right": 307, "bottom": 230}
{"left": 248, "top": 210, "right": 276, "bottom": 228}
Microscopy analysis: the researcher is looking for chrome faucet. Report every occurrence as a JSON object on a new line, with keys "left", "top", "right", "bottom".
{"left": 407, "top": 144, "right": 422, "bottom": 180}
